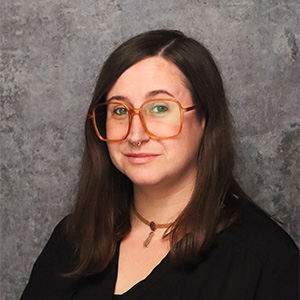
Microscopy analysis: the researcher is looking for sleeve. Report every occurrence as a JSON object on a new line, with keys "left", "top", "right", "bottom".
{"left": 20, "top": 218, "right": 80, "bottom": 300}
{"left": 254, "top": 235, "right": 299, "bottom": 300}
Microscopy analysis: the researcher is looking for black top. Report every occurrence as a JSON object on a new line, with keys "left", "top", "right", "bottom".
{"left": 21, "top": 202, "right": 299, "bottom": 300}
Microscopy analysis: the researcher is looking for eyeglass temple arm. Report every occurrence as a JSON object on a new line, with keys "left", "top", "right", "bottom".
{"left": 184, "top": 105, "right": 200, "bottom": 112}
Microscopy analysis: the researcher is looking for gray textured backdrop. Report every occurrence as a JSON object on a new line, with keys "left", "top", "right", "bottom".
{"left": 1, "top": 0, "right": 299, "bottom": 299}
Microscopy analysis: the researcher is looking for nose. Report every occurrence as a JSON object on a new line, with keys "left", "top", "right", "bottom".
{"left": 127, "top": 113, "right": 150, "bottom": 145}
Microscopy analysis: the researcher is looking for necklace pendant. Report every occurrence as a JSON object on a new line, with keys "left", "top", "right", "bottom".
{"left": 150, "top": 221, "right": 156, "bottom": 231}
{"left": 143, "top": 231, "right": 154, "bottom": 248}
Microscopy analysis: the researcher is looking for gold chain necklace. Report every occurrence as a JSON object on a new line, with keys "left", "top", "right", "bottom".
{"left": 133, "top": 206, "right": 174, "bottom": 248}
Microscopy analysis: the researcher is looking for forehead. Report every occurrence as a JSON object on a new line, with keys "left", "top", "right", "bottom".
{"left": 107, "top": 56, "right": 190, "bottom": 101}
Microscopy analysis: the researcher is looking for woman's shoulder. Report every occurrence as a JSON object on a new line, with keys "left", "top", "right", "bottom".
{"left": 43, "top": 216, "right": 69, "bottom": 243}
{"left": 21, "top": 216, "right": 80, "bottom": 300}
{"left": 225, "top": 200, "right": 299, "bottom": 263}
{"left": 33, "top": 216, "right": 73, "bottom": 267}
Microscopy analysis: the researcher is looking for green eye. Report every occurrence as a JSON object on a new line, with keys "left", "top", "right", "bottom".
{"left": 151, "top": 105, "right": 168, "bottom": 113}
{"left": 114, "top": 107, "right": 128, "bottom": 115}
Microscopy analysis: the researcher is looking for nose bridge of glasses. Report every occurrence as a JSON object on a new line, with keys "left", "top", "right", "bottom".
{"left": 128, "top": 107, "right": 143, "bottom": 122}
{"left": 129, "top": 106, "right": 145, "bottom": 125}
{"left": 131, "top": 107, "right": 141, "bottom": 115}
{"left": 127, "top": 106, "right": 149, "bottom": 137}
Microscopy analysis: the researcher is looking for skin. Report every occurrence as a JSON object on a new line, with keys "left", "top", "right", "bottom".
{"left": 106, "top": 56, "right": 205, "bottom": 294}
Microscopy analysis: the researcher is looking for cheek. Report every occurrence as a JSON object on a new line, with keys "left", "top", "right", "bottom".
{"left": 182, "top": 118, "right": 204, "bottom": 144}
{"left": 107, "top": 144, "right": 121, "bottom": 168}
{"left": 179, "top": 123, "right": 204, "bottom": 162}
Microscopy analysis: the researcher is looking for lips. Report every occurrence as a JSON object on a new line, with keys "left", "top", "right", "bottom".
{"left": 124, "top": 153, "right": 161, "bottom": 164}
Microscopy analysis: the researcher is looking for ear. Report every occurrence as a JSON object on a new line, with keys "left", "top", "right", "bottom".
{"left": 200, "top": 117, "right": 206, "bottom": 130}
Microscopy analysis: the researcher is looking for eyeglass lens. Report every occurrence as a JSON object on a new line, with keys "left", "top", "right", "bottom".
{"left": 94, "top": 100, "right": 182, "bottom": 141}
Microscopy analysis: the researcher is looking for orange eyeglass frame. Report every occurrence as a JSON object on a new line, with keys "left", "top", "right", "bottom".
{"left": 88, "top": 98, "right": 200, "bottom": 142}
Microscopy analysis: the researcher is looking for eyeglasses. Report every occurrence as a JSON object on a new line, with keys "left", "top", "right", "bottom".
{"left": 89, "top": 99, "right": 199, "bottom": 142}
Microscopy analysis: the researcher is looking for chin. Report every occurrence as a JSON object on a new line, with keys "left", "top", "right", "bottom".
{"left": 124, "top": 170, "right": 164, "bottom": 187}
{"left": 128, "top": 176, "right": 162, "bottom": 187}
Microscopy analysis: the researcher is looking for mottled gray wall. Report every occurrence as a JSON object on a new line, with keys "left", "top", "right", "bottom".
{"left": 1, "top": 0, "right": 299, "bottom": 298}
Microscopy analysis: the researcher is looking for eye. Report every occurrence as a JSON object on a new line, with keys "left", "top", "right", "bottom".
{"left": 151, "top": 105, "right": 168, "bottom": 114}
{"left": 113, "top": 107, "right": 128, "bottom": 115}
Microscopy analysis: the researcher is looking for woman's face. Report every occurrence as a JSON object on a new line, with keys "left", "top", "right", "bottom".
{"left": 106, "top": 56, "right": 205, "bottom": 189}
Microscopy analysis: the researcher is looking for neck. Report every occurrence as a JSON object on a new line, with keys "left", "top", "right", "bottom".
{"left": 133, "top": 174, "right": 196, "bottom": 224}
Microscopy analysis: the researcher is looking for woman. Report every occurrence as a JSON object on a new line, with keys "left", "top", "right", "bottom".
{"left": 21, "top": 30, "right": 299, "bottom": 299}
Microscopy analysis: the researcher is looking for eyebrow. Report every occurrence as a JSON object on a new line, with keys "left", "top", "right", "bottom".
{"left": 106, "top": 95, "right": 128, "bottom": 102}
{"left": 146, "top": 89, "right": 175, "bottom": 98}
{"left": 106, "top": 89, "right": 175, "bottom": 103}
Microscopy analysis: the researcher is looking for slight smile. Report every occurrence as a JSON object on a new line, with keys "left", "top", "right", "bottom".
{"left": 124, "top": 153, "right": 161, "bottom": 164}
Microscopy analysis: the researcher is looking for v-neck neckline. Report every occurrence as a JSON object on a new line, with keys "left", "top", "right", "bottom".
{"left": 113, "top": 241, "right": 171, "bottom": 298}
{"left": 73, "top": 241, "right": 172, "bottom": 299}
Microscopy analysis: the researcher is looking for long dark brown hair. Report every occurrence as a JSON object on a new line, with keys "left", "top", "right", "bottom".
{"left": 66, "top": 30, "right": 249, "bottom": 276}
